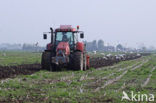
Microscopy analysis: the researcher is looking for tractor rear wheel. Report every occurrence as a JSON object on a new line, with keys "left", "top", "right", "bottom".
{"left": 73, "top": 51, "right": 83, "bottom": 71}
{"left": 41, "top": 51, "right": 54, "bottom": 71}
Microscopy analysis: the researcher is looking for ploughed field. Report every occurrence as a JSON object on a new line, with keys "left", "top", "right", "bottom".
{"left": 0, "top": 52, "right": 142, "bottom": 79}
{"left": 0, "top": 51, "right": 155, "bottom": 103}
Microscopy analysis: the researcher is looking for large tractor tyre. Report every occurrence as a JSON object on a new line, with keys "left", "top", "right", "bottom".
{"left": 41, "top": 52, "right": 53, "bottom": 71}
{"left": 73, "top": 51, "right": 83, "bottom": 71}
{"left": 83, "top": 54, "right": 87, "bottom": 71}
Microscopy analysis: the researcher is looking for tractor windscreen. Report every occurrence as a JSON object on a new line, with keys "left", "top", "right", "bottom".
{"left": 55, "top": 32, "right": 74, "bottom": 46}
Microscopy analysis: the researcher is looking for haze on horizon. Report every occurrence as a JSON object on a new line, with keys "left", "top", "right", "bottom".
{"left": 0, "top": 0, "right": 156, "bottom": 48}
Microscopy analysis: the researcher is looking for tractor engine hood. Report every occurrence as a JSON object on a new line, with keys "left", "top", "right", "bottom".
{"left": 56, "top": 42, "right": 70, "bottom": 56}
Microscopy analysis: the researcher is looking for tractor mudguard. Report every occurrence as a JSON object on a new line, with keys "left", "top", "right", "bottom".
{"left": 76, "top": 42, "right": 84, "bottom": 52}
{"left": 46, "top": 43, "right": 53, "bottom": 50}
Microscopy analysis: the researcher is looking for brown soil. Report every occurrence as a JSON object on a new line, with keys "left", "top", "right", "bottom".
{"left": 0, "top": 64, "right": 41, "bottom": 80}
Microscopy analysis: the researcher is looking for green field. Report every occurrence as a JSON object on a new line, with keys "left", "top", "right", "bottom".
{"left": 0, "top": 51, "right": 41, "bottom": 66}
{"left": 0, "top": 52, "right": 155, "bottom": 103}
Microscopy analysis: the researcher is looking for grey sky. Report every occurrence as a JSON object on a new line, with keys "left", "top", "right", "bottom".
{"left": 0, "top": 0, "right": 156, "bottom": 48}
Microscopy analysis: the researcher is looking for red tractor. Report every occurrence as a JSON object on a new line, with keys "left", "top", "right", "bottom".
{"left": 41, "top": 25, "right": 90, "bottom": 71}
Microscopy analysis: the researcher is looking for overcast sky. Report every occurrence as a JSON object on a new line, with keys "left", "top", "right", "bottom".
{"left": 0, "top": 0, "right": 156, "bottom": 48}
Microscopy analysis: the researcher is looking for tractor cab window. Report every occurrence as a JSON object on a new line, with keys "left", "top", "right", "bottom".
{"left": 55, "top": 32, "right": 74, "bottom": 46}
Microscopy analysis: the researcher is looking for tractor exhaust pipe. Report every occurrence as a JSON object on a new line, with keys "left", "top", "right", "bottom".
{"left": 50, "top": 27, "right": 53, "bottom": 43}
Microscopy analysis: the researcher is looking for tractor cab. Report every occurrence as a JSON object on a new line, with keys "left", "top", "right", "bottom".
{"left": 55, "top": 31, "right": 76, "bottom": 51}
{"left": 44, "top": 25, "right": 84, "bottom": 52}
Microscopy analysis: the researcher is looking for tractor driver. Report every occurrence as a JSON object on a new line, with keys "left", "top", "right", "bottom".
{"left": 62, "top": 34, "right": 69, "bottom": 42}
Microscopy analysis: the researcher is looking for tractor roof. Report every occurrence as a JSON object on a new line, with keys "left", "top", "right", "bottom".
{"left": 55, "top": 25, "right": 76, "bottom": 32}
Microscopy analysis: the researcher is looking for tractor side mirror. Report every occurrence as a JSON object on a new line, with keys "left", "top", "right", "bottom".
{"left": 80, "top": 33, "right": 84, "bottom": 38}
{"left": 43, "top": 34, "right": 47, "bottom": 39}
